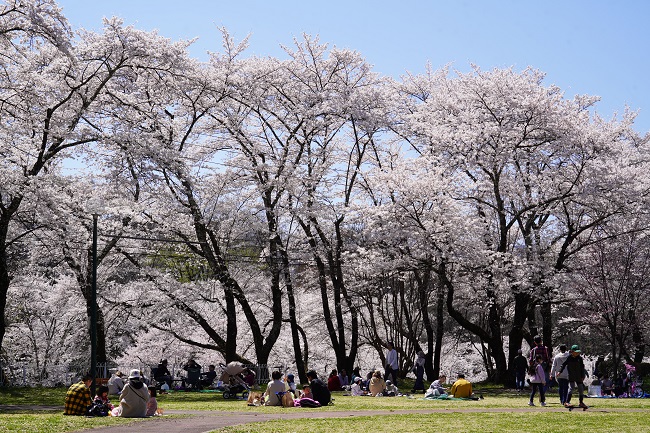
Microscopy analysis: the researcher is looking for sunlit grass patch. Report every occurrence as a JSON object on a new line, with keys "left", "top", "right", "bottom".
{"left": 216, "top": 411, "right": 650, "bottom": 433}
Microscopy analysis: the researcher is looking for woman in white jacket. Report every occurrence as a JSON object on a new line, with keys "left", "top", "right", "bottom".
{"left": 112, "top": 370, "right": 150, "bottom": 417}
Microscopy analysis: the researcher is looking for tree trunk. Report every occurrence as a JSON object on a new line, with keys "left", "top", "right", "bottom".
{"left": 441, "top": 261, "right": 509, "bottom": 384}
{"left": 507, "top": 291, "right": 531, "bottom": 386}
{"left": 282, "top": 251, "right": 307, "bottom": 384}
{"left": 430, "top": 279, "right": 445, "bottom": 381}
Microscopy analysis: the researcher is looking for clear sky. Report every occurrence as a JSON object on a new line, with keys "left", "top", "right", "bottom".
{"left": 56, "top": 0, "right": 650, "bottom": 134}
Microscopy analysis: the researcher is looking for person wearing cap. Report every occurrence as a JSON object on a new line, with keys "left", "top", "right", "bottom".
{"left": 350, "top": 376, "right": 364, "bottom": 396}
{"left": 384, "top": 379, "right": 398, "bottom": 396}
{"left": 112, "top": 369, "right": 150, "bottom": 417}
{"left": 285, "top": 373, "right": 297, "bottom": 393}
{"left": 558, "top": 345, "right": 588, "bottom": 409}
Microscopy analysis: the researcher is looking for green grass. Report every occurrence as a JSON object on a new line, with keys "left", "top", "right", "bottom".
{"left": 0, "top": 386, "right": 67, "bottom": 406}
{"left": 217, "top": 412, "right": 650, "bottom": 433}
{"left": 2, "top": 386, "right": 650, "bottom": 433}
{"left": 0, "top": 413, "right": 144, "bottom": 433}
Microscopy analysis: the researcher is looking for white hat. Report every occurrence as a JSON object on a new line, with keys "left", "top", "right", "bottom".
{"left": 354, "top": 376, "right": 362, "bottom": 382}
{"left": 128, "top": 369, "right": 142, "bottom": 380}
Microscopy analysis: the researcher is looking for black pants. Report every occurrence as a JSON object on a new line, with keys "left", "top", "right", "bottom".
{"left": 530, "top": 382, "right": 545, "bottom": 404}
{"left": 385, "top": 366, "right": 398, "bottom": 385}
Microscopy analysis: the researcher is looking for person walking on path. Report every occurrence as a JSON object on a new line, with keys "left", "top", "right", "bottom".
{"left": 412, "top": 350, "right": 426, "bottom": 393}
{"left": 528, "top": 355, "right": 546, "bottom": 406}
{"left": 551, "top": 344, "right": 570, "bottom": 404}
{"left": 529, "top": 335, "right": 551, "bottom": 390}
{"left": 385, "top": 341, "right": 399, "bottom": 385}
{"left": 559, "top": 345, "right": 588, "bottom": 409}
{"left": 64, "top": 374, "right": 93, "bottom": 415}
{"left": 513, "top": 349, "right": 528, "bottom": 391}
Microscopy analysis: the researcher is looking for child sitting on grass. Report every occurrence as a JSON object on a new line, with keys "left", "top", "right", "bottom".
{"left": 145, "top": 387, "right": 160, "bottom": 416}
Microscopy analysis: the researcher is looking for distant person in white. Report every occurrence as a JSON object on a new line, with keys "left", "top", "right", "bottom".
{"left": 385, "top": 341, "right": 398, "bottom": 385}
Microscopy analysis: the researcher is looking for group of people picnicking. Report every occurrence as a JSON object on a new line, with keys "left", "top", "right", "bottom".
{"left": 152, "top": 358, "right": 236, "bottom": 391}
{"left": 251, "top": 340, "right": 479, "bottom": 408}
{"left": 65, "top": 337, "right": 625, "bottom": 415}
{"left": 64, "top": 369, "right": 160, "bottom": 417}
{"left": 64, "top": 357, "right": 227, "bottom": 417}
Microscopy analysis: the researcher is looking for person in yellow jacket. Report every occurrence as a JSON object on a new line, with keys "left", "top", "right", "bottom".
{"left": 450, "top": 373, "right": 473, "bottom": 398}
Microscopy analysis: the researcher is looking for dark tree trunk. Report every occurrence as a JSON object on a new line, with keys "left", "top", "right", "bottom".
{"left": 282, "top": 251, "right": 307, "bottom": 384}
{"left": 432, "top": 274, "right": 445, "bottom": 380}
{"left": 507, "top": 291, "right": 531, "bottom": 386}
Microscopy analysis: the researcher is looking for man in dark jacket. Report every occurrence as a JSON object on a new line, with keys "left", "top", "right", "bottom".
{"left": 513, "top": 349, "right": 528, "bottom": 391}
{"left": 306, "top": 370, "right": 331, "bottom": 406}
{"left": 559, "top": 344, "right": 587, "bottom": 409}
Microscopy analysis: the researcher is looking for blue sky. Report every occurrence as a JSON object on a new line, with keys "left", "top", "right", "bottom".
{"left": 57, "top": 0, "right": 650, "bottom": 134}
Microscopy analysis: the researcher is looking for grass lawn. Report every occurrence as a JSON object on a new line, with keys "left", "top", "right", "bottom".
{"left": 2, "top": 386, "right": 650, "bottom": 433}
{"left": 217, "top": 411, "right": 650, "bottom": 433}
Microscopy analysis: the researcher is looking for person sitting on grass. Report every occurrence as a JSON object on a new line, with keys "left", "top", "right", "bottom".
{"left": 64, "top": 374, "right": 93, "bottom": 416}
{"left": 368, "top": 370, "right": 386, "bottom": 396}
{"left": 426, "top": 374, "right": 447, "bottom": 397}
{"left": 146, "top": 387, "right": 159, "bottom": 416}
{"left": 112, "top": 369, "right": 150, "bottom": 417}
{"left": 262, "top": 371, "right": 286, "bottom": 406}
{"left": 93, "top": 385, "right": 114, "bottom": 413}
{"left": 306, "top": 370, "right": 331, "bottom": 406}
{"left": 450, "top": 373, "right": 473, "bottom": 398}
{"left": 300, "top": 384, "right": 313, "bottom": 399}
{"left": 350, "top": 376, "right": 365, "bottom": 396}
{"left": 384, "top": 379, "right": 398, "bottom": 396}
{"left": 328, "top": 369, "right": 342, "bottom": 391}
{"left": 107, "top": 370, "right": 125, "bottom": 395}
{"left": 601, "top": 375, "right": 613, "bottom": 396}
{"left": 201, "top": 364, "right": 217, "bottom": 388}
{"left": 285, "top": 373, "right": 297, "bottom": 393}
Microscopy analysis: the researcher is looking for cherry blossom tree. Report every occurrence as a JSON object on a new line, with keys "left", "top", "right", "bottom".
{"left": 277, "top": 36, "right": 392, "bottom": 378}
{"left": 380, "top": 65, "right": 649, "bottom": 383}
{"left": 571, "top": 217, "right": 650, "bottom": 373}
{"left": 0, "top": 0, "right": 195, "bottom": 357}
